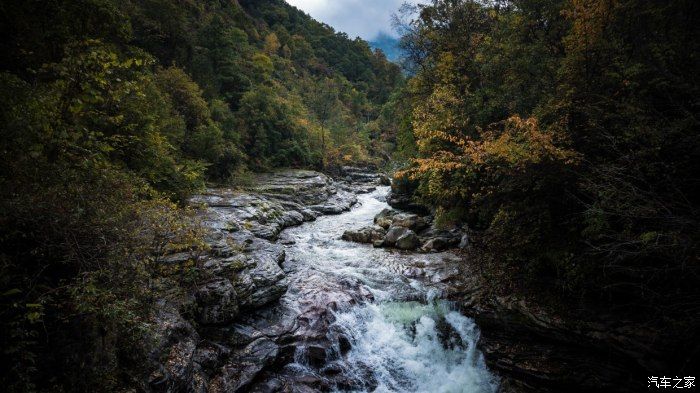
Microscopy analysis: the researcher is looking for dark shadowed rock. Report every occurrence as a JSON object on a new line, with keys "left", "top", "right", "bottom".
{"left": 386, "top": 190, "right": 430, "bottom": 215}
{"left": 194, "top": 341, "right": 231, "bottom": 372}
{"left": 209, "top": 338, "right": 279, "bottom": 393}
{"left": 195, "top": 278, "right": 239, "bottom": 325}
{"left": 421, "top": 237, "right": 449, "bottom": 252}
{"left": 148, "top": 301, "right": 205, "bottom": 393}
{"left": 305, "top": 345, "right": 328, "bottom": 368}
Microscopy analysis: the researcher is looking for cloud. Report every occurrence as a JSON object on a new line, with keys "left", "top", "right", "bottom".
{"left": 285, "top": 0, "right": 427, "bottom": 39}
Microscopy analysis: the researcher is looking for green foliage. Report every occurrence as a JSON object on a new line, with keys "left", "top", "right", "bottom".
{"left": 399, "top": 0, "right": 700, "bottom": 320}
{"left": 236, "top": 84, "right": 313, "bottom": 168}
{"left": 0, "top": 0, "right": 404, "bottom": 390}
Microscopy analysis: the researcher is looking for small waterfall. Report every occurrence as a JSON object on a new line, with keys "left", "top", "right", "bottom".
{"left": 332, "top": 301, "right": 499, "bottom": 393}
{"left": 279, "top": 187, "right": 499, "bottom": 392}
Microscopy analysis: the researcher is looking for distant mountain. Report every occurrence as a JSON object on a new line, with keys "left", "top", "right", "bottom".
{"left": 370, "top": 32, "right": 403, "bottom": 63}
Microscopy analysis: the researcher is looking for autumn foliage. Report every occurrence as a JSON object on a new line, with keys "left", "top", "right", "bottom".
{"left": 395, "top": 0, "right": 700, "bottom": 324}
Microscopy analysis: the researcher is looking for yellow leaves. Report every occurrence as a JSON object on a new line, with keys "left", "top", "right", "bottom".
{"left": 412, "top": 84, "right": 469, "bottom": 154}
{"left": 467, "top": 116, "right": 580, "bottom": 170}
{"left": 399, "top": 114, "right": 580, "bottom": 204}
{"left": 563, "top": 0, "right": 619, "bottom": 56}
{"left": 263, "top": 33, "right": 281, "bottom": 55}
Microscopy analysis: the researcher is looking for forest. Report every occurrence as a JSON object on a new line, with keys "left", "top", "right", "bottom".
{"left": 0, "top": 0, "right": 402, "bottom": 390}
{"left": 1, "top": 0, "right": 698, "bottom": 391}
{"left": 394, "top": 0, "right": 699, "bottom": 322}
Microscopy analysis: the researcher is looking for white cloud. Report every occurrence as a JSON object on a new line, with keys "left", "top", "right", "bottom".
{"left": 285, "top": 0, "right": 427, "bottom": 39}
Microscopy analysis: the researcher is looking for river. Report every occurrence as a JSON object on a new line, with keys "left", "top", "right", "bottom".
{"left": 270, "top": 186, "right": 499, "bottom": 392}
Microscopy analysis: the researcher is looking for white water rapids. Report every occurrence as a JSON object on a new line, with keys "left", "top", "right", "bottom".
{"left": 276, "top": 186, "right": 499, "bottom": 392}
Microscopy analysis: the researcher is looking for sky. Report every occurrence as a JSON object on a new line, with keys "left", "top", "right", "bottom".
{"left": 285, "top": 0, "right": 427, "bottom": 40}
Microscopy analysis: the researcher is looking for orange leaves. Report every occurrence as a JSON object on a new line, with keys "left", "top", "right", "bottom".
{"left": 397, "top": 115, "right": 579, "bottom": 204}
{"left": 412, "top": 84, "right": 470, "bottom": 154}
{"left": 467, "top": 116, "right": 580, "bottom": 170}
{"left": 406, "top": 115, "right": 578, "bottom": 178}
{"left": 562, "top": 0, "right": 618, "bottom": 59}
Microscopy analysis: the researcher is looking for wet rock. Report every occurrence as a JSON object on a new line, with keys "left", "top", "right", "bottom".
{"left": 222, "top": 240, "right": 289, "bottom": 309}
{"left": 322, "top": 363, "right": 344, "bottom": 376}
{"left": 209, "top": 338, "right": 279, "bottom": 393}
{"left": 305, "top": 345, "right": 328, "bottom": 368}
{"left": 374, "top": 208, "right": 430, "bottom": 239}
{"left": 374, "top": 208, "right": 398, "bottom": 229}
{"left": 421, "top": 237, "right": 449, "bottom": 252}
{"left": 194, "top": 342, "right": 231, "bottom": 373}
{"left": 337, "top": 335, "right": 352, "bottom": 355}
{"left": 391, "top": 213, "right": 429, "bottom": 231}
{"left": 338, "top": 166, "right": 388, "bottom": 186}
{"left": 395, "top": 231, "right": 420, "bottom": 250}
{"left": 148, "top": 301, "right": 204, "bottom": 393}
{"left": 310, "top": 191, "right": 357, "bottom": 215}
{"left": 192, "top": 170, "right": 348, "bottom": 241}
{"left": 341, "top": 225, "right": 386, "bottom": 243}
{"left": 383, "top": 226, "right": 410, "bottom": 246}
{"left": 195, "top": 278, "right": 239, "bottom": 325}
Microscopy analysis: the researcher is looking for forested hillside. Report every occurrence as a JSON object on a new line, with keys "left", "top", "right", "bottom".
{"left": 393, "top": 0, "right": 699, "bottom": 363}
{"left": 0, "top": 0, "right": 401, "bottom": 390}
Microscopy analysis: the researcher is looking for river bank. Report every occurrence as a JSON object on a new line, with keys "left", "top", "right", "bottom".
{"left": 144, "top": 167, "right": 684, "bottom": 393}
{"left": 145, "top": 168, "right": 499, "bottom": 392}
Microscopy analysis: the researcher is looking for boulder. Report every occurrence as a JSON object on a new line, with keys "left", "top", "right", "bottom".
{"left": 374, "top": 208, "right": 398, "bottom": 229}
{"left": 209, "top": 338, "right": 279, "bottom": 393}
{"left": 378, "top": 174, "right": 391, "bottom": 186}
{"left": 386, "top": 190, "right": 430, "bottom": 215}
{"left": 383, "top": 226, "right": 410, "bottom": 246}
{"left": 395, "top": 231, "right": 420, "bottom": 250}
{"left": 195, "top": 278, "right": 239, "bottom": 325}
{"left": 422, "top": 237, "right": 449, "bottom": 252}
{"left": 391, "top": 213, "right": 429, "bottom": 231}
{"left": 305, "top": 345, "right": 328, "bottom": 368}
{"left": 341, "top": 225, "right": 386, "bottom": 243}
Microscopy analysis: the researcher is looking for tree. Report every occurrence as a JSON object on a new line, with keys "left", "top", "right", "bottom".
{"left": 310, "top": 78, "right": 340, "bottom": 166}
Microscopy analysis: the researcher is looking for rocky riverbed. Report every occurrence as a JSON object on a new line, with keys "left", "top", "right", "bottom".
{"left": 142, "top": 167, "right": 664, "bottom": 393}
{"left": 145, "top": 169, "right": 499, "bottom": 392}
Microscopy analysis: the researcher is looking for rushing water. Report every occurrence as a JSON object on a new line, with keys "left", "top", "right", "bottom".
{"left": 276, "top": 186, "right": 499, "bottom": 393}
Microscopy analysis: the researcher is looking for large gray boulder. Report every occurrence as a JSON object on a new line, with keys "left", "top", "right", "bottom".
{"left": 373, "top": 208, "right": 429, "bottom": 231}
{"left": 383, "top": 226, "right": 410, "bottom": 245}
{"left": 395, "top": 231, "right": 420, "bottom": 250}
{"left": 341, "top": 225, "right": 387, "bottom": 243}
